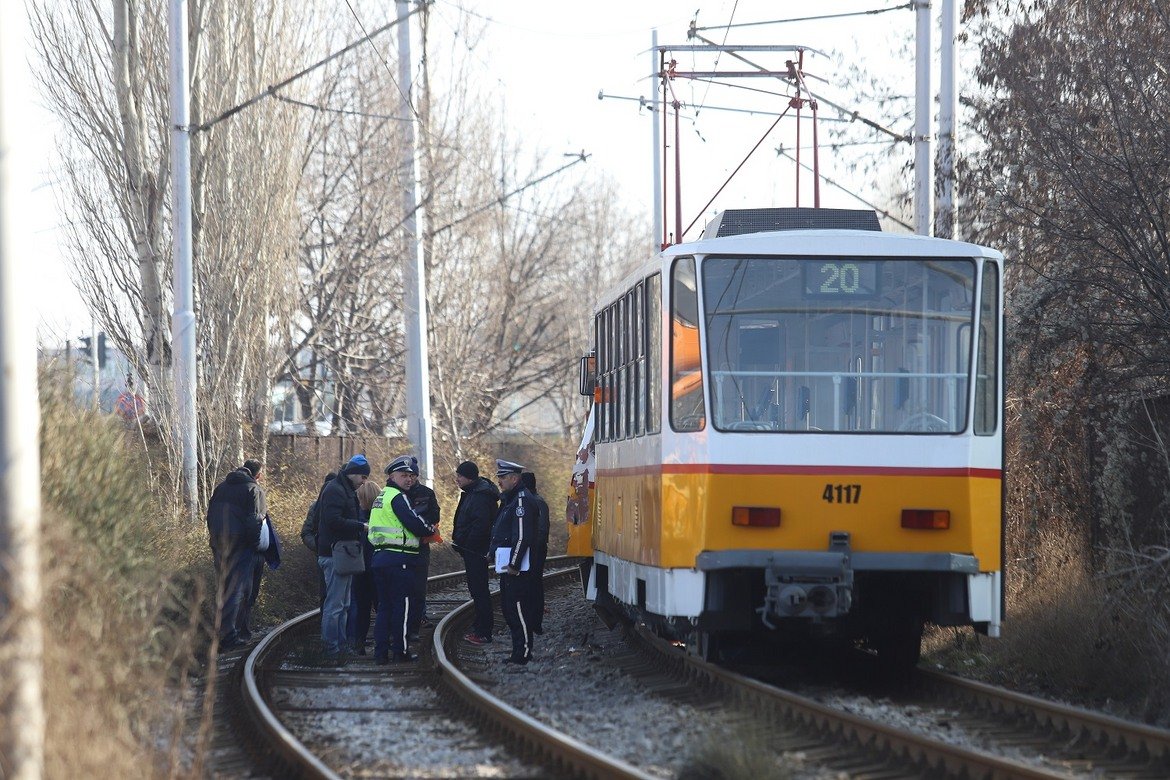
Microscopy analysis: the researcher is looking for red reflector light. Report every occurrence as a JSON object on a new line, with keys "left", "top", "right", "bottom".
{"left": 901, "top": 509, "right": 950, "bottom": 529}
{"left": 732, "top": 507, "right": 781, "bottom": 527}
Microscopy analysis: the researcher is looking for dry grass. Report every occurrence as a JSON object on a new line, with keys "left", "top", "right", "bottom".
{"left": 925, "top": 524, "right": 1170, "bottom": 723}
{"left": 36, "top": 377, "right": 199, "bottom": 778}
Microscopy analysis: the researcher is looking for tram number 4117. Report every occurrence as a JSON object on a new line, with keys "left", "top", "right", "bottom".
{"left": 822, "top": 484, "right": 862, "bottom": 504}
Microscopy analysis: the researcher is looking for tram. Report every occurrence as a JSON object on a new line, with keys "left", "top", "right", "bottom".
{"left": 571, "top": 207, "right": 1004, "bottom": 666}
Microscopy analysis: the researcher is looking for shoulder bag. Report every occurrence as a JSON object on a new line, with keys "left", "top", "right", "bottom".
{"left": 332, "top": 539, "right": 365, "bottom": 575}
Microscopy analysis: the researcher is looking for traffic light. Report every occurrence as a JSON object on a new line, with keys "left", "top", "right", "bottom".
{"left": 77, "top": 333, "right": 108, "bottom": 369}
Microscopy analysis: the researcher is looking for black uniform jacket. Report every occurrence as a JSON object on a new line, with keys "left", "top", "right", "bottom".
{"left": 490, "top": 486, "right": 537, "bottom": 571}
{"left": 405, "top": 482, "right": 441, "bottom": 527}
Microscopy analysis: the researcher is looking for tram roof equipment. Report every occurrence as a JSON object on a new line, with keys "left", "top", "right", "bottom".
{"left": 701, "top": 207, "right": 882, "bottom": 239}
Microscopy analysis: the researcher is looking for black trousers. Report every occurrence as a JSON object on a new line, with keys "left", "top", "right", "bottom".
{"left": 526, "top": 544, "right": 548, "bottom": 632}
{"left": 500, "top": 572, "right": 534, "bottom": 662}
{"left": 407, "top": 543, "right": 430, "bottom": 634}
{"left": 460, "top": 549, "right": 492, "bottom": 638}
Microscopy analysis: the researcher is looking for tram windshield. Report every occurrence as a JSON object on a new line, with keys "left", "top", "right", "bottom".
{"left": 702, "top": 256, "right": 977, "bottom": 433}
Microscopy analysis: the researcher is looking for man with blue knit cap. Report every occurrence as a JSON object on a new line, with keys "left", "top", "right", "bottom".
{"left": 490, "top": 458, "right": 538, "bottom": 665}
{"left": 316, "top": 454, "right": 370, "bottom": 659}
{"left": 369, "top": 456, "right": 437, "bottom": 663}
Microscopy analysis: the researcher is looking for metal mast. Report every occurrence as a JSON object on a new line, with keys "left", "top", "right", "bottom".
{"left": 936, "top": 0, "right": 958, "bottom": 240}
{"left": 397, "top": 0, "right": 433, "bottom": 483}
{"left": 651, "top": 29, "right": 663, "bottom": 251}
{"left": 169, "top": 0, "right": 198, "bottom": 516}
{"left": 914, "top": 0, "right": 934, "bottom": 236}
{"left": 0, "top": 4, "right": 45, "bottom": 773}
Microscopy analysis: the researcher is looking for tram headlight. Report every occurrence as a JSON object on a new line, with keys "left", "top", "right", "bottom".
{"left": 901, "top": 509, "right": 950, "bottom": 530}
{"left": 732, "top": 506, "right": 781, "bottom": 527}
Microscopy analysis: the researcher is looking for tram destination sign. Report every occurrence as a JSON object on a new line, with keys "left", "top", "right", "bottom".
{"left": 802, "top": 259, "right": 881, "bottom": 299}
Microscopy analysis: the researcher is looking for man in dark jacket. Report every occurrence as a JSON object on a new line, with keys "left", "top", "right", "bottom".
{"left": 520, "top": 471, "right": 550, "bottom": 634}
{"left": 490, "top": 459, "right": 538, "bottom": 665}
{"left": 398, "top": 456, "right": 440, "bottom": 641}
{"left": 237, "top": 460, "right": 283, "bottom": 643}
{"left": 316, "top": 455, "right": 370, "bottom": 658}
{"left": 451, "top": 460, "right": 499, "bottom": 644}
{"left": 206, "top": 459, "right": 266, "bottom": 651}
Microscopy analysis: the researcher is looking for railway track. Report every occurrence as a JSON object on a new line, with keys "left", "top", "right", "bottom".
{"left": 219, "top": 559, "right": 1170, "bottom": 778}
{"left": 226, "top": 556, "right": 653, "bottom": 779}
{"left": 624, "top": 623, "right": 1170, "bottom": 778}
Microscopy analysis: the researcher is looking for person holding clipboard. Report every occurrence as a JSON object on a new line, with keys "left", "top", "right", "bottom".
{"left": 489, "top": 459, "right": 537, "bottom": 665}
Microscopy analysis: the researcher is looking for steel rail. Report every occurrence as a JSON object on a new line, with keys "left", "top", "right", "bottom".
{"left": 236, "top": 557, "right": 618, "bottom": 778}
{"left": 236, "top": 567, "right": 501, "bottom": 778}
{"left": 629, "top": 623, "right": 1066, "bottom": 780}
{"left": 433, "top": 564, "right": 656, "bottom": 780}
{"left": 918, "top": 667, "right": 1170, "bottom": 765}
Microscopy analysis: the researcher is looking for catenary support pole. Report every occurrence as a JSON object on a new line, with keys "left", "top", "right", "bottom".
{"left": 397, "top": 0, "right": 434, "bottom": 483}
{"left": 170, "top": 0, "right": 198, "bottom": 518}
{"left": 0, "top": 4, "right": 45, "bottom": 776}
{"left": 651, "top": 30, "right": 663, "bottom": 251}
{"left": 936, "top": 0, "right": 958, "bottom": 240}
{"left": 91, "top": 317, "right": 99, "bottom": 409}
{"left": 914, "top": 0, "right": 933, "bottom": 236}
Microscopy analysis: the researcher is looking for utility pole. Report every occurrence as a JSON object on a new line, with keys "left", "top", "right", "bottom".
{"left": 935, "top": 0, "right": 958, "bottom": 240}
{"left": 169, "top": 0, "right": 199, "bottom": 518}
{"left": 0, "top": 3, "right": 46, "bottom": 775}
{"left": 651, "top": 29, "right": 663, "bottom": 251}
{"left": 397, "top": 0, "right": 433, "bottom": 483}
{"left": 914, "top": 0, "right": 933, "bottom": 236}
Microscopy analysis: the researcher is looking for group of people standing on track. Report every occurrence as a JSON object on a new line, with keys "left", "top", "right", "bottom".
{"left": 207, "top": 451, "right": 550, "bottom": 666}
{"left": 296, "top": 454, "right": 550, "bottom": 666}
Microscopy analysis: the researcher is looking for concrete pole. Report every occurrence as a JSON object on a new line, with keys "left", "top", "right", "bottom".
{"left": 651, "top": 29, "right": 663, "bottom": 250}
{"left": 91, "top": 317, "right": 100, "bottom": 409}
{"left": 936, "top": 0, "right": 958, "bottom": 240}
{"left": 0, "top": 3, "right": 45, "bottom": 775}
{"left": 914, "top": 0, "right": 933, "bottom": 236}
{"left": 397, "top": 0, "right": 433, "bottom": 483}
{"left": 169, "top": 0, "right": 199, "bottom": 517}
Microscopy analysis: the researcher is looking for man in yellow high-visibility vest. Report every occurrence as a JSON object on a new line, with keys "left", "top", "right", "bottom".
{"left": 369, "top": 456, "right": 437, "bottom": 664}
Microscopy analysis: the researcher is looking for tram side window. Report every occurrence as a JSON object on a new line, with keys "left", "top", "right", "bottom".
{"left": 974, "top": 263, "right": 1000, "bottom": 435}
{"left": 594, "top": 314, "right": 604, "bottom": 442}
{"left": 647, "top": 273, "right": 662, "bottom": 434}
{"left": 671, "top": 257, "right": 705, "bottom": 431}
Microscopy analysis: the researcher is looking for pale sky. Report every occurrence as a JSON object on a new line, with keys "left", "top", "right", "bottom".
{"left": 20, "top": 1, "right": 927, "bottom": 340}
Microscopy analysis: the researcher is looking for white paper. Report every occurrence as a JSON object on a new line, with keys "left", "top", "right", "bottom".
{"left": 494, "top": 546, "right": 530, "bottom": 573}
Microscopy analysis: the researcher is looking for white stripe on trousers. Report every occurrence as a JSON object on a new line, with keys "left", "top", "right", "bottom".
{"left": 515, "top": 599, "right": 530, "bottom": 658}
{"left": 401, "top": 595, "right": 411, "bottom": 651}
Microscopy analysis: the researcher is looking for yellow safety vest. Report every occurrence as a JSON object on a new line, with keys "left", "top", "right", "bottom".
{"left": 368, "top": 486, "right": 420, "bottom": 553}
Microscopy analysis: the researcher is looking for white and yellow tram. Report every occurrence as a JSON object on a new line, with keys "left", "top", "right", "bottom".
{"left": 572, "top": 207, "right": 1004, "bottom": 666}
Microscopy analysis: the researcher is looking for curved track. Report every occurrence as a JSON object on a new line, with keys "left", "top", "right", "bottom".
{"left": 229, "top": 557, "right": 652, "bottom": 779}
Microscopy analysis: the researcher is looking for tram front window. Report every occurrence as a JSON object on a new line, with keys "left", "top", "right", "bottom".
{"left": 702, "top": 256, "right": 977, "bottom": 433}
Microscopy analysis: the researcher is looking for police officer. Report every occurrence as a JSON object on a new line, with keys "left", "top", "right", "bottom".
{"left": 520, "top": 471, "right": 550, "bottom": 635}
{"left": 369, "top": 456, "right": 437, "bottom": 664}
{"left": 490, "top": 459, "right": 537, "bottom": 665}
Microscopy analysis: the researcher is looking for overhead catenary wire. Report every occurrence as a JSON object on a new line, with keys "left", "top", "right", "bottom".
{"left": 683, "top": 33, "right": 910, "bottom": 142}
{"left": 776, "top": 148, "right": 912, "bottom": 230}
{"left": 690, "top": 3, "right": 914, "bottom": 33}
{"left": 195, "top": 5, "right": 422, "bottom": 132}
{"left": 270, "top": 92, "right": 409, "bottom": 121}
{"left": 430, "top": 151, "right": 590, "bottom": 236}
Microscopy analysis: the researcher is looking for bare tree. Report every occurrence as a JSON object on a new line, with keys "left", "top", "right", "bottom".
{"left": 31, "top": 0, "right": 327, "bottom": 501}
